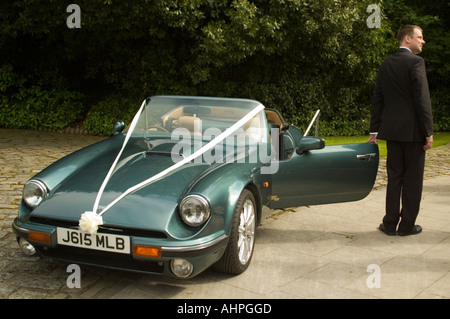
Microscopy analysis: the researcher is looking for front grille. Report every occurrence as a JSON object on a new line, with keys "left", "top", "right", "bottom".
{"left": 29, "top": 217, "right": 167, "bottom": 238}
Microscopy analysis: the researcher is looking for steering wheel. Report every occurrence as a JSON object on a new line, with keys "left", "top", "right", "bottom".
{"left": 147, "top": 126, "right": 169, "bottom": 132}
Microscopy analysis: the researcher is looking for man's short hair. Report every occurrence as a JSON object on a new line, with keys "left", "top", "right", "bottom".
{"left": 396, "top": 25, "right": 422, "bottom": 44}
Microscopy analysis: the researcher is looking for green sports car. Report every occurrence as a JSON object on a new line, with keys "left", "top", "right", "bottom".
{"left": 12, "top": 95, "right": 378, "bottom": 278}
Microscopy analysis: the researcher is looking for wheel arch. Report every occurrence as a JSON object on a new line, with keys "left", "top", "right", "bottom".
{"left": 244, "top": 182, "right": 263, "bottom": 226}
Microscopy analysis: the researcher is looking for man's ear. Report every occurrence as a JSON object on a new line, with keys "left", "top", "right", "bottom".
{"left": 404, "top": 34, "right": 411, "bottom": 44}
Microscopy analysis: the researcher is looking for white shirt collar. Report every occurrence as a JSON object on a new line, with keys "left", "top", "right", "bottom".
{"left": 399, "top": 46, "right": 412, "bottom": 53}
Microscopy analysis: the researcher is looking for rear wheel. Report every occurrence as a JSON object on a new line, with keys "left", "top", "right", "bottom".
{"left": 214, "top": 189, "right": 256, "bottom": 275}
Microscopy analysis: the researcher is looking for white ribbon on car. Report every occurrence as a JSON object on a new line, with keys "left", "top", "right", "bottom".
{"left": 79, "top": 100, "right": 264, "bottom": 234}
{"left": 79, "top": 99, "right": 146, "bottom": 234}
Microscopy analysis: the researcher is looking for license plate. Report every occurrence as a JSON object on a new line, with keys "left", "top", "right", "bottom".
{"left": 56, "top": 227, "right": 130, "bottom": 254}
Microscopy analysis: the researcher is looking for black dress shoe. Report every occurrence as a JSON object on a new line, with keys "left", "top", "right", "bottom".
{"left": 398, "top": 225, "right": 422, "bottom": 236}
{"left": 379, "top": 223, "right": 397, "bottom": 236}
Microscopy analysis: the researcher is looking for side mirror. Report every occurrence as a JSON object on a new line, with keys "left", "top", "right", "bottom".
{"left": 113, "top": 120, "right": 125, "bottom": 134}
{"left": 296, "top": 136, "right": 325, "bottom": 155}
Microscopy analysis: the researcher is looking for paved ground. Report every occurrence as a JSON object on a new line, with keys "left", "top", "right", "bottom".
{"left": 0, "top": 128, "right": 449, "bottom": 299}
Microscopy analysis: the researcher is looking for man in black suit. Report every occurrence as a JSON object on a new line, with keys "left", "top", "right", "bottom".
{"left": 369, "top": 25, "right": 434, "bottom": 236}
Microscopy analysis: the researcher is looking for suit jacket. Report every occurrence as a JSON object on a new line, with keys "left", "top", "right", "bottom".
{"left": 370, "top": 48, "right": 434, "bottom": 142}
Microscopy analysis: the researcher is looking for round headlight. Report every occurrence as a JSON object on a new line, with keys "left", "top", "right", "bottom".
{"left": 23, "top": 180, "right": 48, "bottom": 209}
{"left": 179, "top": 195, "right": 210, "bottom": 227}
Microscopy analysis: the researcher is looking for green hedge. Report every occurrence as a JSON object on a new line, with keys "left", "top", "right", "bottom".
{"left": 1, "top": 1, "right": 447, "bottom": 136}
{"left": 0, "top": 65, "right": 86, "bottom": 130}
{"left": 1, "top": 63, "right": 447, "bottom": 137}
{"left": 83, "top": 95, "right": 140, "bottom": 136}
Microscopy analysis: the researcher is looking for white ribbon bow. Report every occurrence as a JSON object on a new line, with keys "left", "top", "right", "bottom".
{"left": 79, "top": 211, "right": 104, "bottom": 235}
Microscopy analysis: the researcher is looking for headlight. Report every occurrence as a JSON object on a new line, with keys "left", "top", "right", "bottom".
{"left": 23, "top": 180, "right": 48, "bottom": 209}
{"left": 179, "top": 195, "right": 210, "bottom": 227}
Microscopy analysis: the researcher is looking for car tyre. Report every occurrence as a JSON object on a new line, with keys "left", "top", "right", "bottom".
{"left": 214, "top": 189, "right": 256, "bottom": 275}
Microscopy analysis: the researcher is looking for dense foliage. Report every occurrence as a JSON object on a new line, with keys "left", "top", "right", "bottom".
{"left": 0, "top": 0, "right": 448, "bottom": 135}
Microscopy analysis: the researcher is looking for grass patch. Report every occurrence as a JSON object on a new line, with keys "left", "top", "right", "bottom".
{"left": 323, "top": 132, "right": 450, "bottom": 157}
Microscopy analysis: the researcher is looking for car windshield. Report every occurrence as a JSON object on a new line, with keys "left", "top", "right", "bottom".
{"left": 128, "top": 96, "right": 267, "bottom": 145}
{"left": 90, "top": 96, "right": 269, "bottom": 217}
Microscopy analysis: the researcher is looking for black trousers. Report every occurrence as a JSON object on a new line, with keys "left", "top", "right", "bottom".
{"left": 383, "top": 141, "right": 426, "bottom": 233}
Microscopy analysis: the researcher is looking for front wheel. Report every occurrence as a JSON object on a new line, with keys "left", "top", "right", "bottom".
{"left": 214, "top": 189, "right": 256, "bottom": 275}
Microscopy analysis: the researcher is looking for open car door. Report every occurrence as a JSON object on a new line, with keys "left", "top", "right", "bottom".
{"left": 269, "top": 139, "right": 379, "bottom": 210}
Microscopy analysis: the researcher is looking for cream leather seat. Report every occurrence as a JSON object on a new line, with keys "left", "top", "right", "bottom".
{"left": 178, "top": 116, "right": 202, "bottom": 136}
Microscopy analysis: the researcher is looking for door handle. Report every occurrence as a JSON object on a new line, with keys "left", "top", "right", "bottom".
{"left": 357, "top": 153, "right": 377, "bottom": 160}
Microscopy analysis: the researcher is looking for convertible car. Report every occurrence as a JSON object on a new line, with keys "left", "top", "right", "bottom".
{"left": 13, "top": 95, "right": 378, "bottom": 278}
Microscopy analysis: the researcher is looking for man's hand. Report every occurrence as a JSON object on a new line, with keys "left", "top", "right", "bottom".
{"left": 368, "top": 133, "right": 378, "bottom": 144}
{"left": 424, "top": 135, "right": 433, "bottom": 151}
